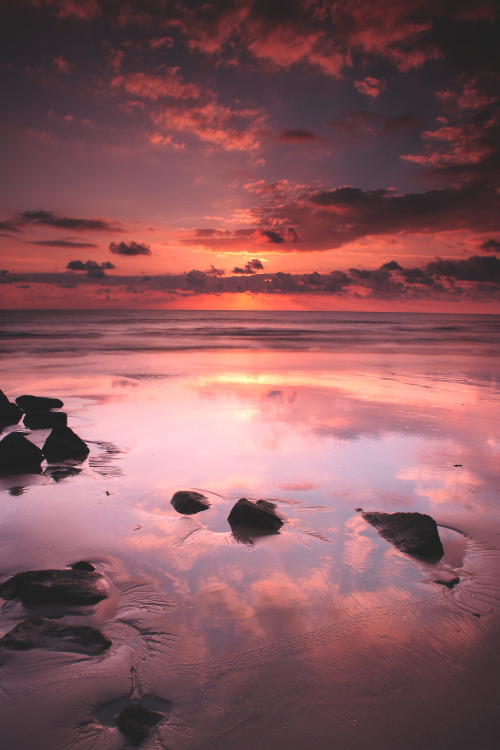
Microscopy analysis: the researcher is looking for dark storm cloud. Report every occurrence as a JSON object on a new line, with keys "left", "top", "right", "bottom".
{"left": 425, "top": 255, "right": 500, "bottom": 282}
{"left": 20, "top": 210, "right": 122, "bottom": 232}
{"left": 232, "top": 258, "right": 264, "bottom": 274}
{"left": 109, "top": 240, "right": 152, "bottom": 256}
{"left": 250, "top": 182, "right": 500, "bottom": 251}
{"left": 66, "top": 259, "right": 116, "bottom": 277}
{"left": 31, "top": 240, "right": 99, "bottom": 248}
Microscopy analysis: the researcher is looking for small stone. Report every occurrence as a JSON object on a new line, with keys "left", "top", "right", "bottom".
{"left": 42, "top": 426, "right": 89, "bottom": 462}
{"left": 116, "top": 702, "right": 163, "bottom": 746}
{"left": 0, "top": 432, "right": 43, "bottom": 473}
{"left": 0, "top": 617, "right": 112, "bottom": 655}
{"left": 171, "top": 490, "right": 210, "bottom": 515}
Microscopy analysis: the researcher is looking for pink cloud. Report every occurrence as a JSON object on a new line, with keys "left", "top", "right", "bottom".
{"left": 153, "top": 101, "right": 265, "bottom": 151}
{"left": 354, "top": 77, "right": 385, "bottom": 99}
{"left": 111, "top": 70, "right": 200, "bottom": 101}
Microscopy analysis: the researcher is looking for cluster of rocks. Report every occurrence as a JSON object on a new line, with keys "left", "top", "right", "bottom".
{"left": 171, "top": 490, "right": 284, "bottom": 538}
{"left": 0, "top": 389, "right": 89, "bottom": 474}
{"left": 0, "top": 561, "right": 164, "bottom": 744}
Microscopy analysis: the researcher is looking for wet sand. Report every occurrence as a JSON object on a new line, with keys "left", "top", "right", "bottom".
{"left": 1, "top": 312, "right": 500, "bottom": 749}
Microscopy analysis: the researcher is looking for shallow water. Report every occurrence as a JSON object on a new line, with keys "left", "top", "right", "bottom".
{"left": 1, "top": 311, "right": 500, "bottom": 749}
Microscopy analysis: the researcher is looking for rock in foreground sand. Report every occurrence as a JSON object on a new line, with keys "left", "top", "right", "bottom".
{"left": 42, "top": 426, "right": 89, "bottom": 462}
{"left": 15, "top": 394, "right": 64, "bottom": 411}
{"left": 0, "top": 568, "right": 109, "bottom": 606}
{"left": 228, "top": 498, "right": 283, "bottom": 532}
{"left": 357, "top": 509, "right": 444, "bottom": 558}
{"left": 171, "top": 489, "right": 210, "bottom": 514}
{"left": 1, "top": 617, "right": 112, "bottom": 655}
{"left": 116, "top": 702, "right": 163, "bottom": 746}
{"left": 0, "top": 432, "right": 43, "bottom": 473}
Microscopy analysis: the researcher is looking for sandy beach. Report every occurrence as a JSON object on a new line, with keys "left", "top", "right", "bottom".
{"left": 1, "top": 310, "right": 500, "bottom": 749}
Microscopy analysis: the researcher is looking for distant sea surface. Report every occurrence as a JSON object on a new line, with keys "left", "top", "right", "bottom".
{"left": 1, "top": 309, "right": 500, "bottom": 750}
{"left": 2, "top": 309, "right": 500, "bottom": 356}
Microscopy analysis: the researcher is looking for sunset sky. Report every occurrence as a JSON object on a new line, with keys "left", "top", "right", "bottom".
{"left": 1, "top": 0, "right": 499, "bottom": 310}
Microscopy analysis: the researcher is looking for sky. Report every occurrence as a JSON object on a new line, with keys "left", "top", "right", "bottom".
{"left": 0, "top": 0, "right": 499, "bottom": 311}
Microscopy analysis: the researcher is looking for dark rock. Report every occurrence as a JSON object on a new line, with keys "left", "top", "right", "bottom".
{"left": 0, "top": 391, "right": 23, "bottom": 428}
{"left": 0, "top": 568, "right": 109, "bottom": 606}
{"left": 70, "top": 561, "right": 96, "bottom": 572}
{"left": 227, "top": 498, "right": 283, "bottom": 532}
{"left": 0, "top": 617, "right": 112, "bottom": 655}
{"left": 16, "top": 394, "right": 64, "bottom": 411}
{"left": 116, "top": 702, "right": 162, "bottom": 746}
{"left": 171, "top": 490, "right": 210, "bottom": 515}
{"left": 42, "top": 426, "right": 89, "bottom": 462}
{"left": 0, "top": 432, "right": 43, "bottom": 473}
{"left": 357, "top": 509, "right": 444, "bottom": 558}
{"left": 23, "top": 410, "right": 67, "bottom": 430}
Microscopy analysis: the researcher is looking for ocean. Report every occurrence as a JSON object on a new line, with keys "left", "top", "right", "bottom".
{"left": 1, "top": 309, "right": 500, "bottom": 749}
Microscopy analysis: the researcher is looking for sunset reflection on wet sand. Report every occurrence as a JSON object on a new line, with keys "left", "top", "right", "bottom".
{"left": 1, "top": 311, "right": 500, "bottom": 749}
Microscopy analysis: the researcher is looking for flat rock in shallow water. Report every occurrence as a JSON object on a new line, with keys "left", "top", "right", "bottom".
{"left": 0, "top": 568, "right": 109, "bottom": 606}
{"left": 23, "top": 410, "right": 67, "bottom": 429}
{"left": 0, "top": 432, "right": 43, "bottom": 473}
{"left": 15, "top": 394, "right": 64, "bottom": 411}
{"left": 228, "top": 498, "right": 283, "bottom": 532}
{"left": 42, "top": 426, "right": 89, "bottom": 462}
{"left": 116, "top": 702, "right": 163, "bottom": 746}
{"left": 0, "top": 617, "right": 112, "bottom": 654}
{"left": 171, "top": 490, "right": 210, "bottom": 514}
{"left": 357, "top": 509, "right": 444, "bottom": 558}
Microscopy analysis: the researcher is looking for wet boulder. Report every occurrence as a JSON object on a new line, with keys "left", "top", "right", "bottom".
{"left": 42, "top": 426, "right": 89, "bottom": 462}
{"left": 23, "top": 410, "right": 67, "bottom": 430}
{"left": 16, "top": 394, "right": 64, "bottom": 411}
{"left": 228, "top": 498, "right": 283, "bottom": 532}
{"left": 357, "top": 509, "right": 444, "bottom": 558}
{"left": 171, "top": 490, "right": 210, "bottom": 515}
{"left": 0, "top": 568, "right": 109, "bottom": 606}
{"left": 0, "top": 432, "right": 43, "bottom": 473}
{"left": 0, "top": 617, "right": 112, "bottom": 655}
{"left": 116, "top": 702, "right": 163, "bottom": 746}
{"left": 0, "top": 390, "right": 23, "bottom": 428}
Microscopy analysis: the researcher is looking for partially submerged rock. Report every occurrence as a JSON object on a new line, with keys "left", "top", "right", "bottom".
{"left": 0, "top": 432, "right": 43, "bottom": 473}
{"left": 42, "top": 426, "right": 89, "bottom": 462}
{"left": 357, "top": 509, "right": 444, "bottom": 558}
{"left": 23, "top": 410, "right": 67, "bottom": 430}
{"left": 116, "top": 702, "right": 163, "bottom": 746}
{"left": 0, "top": 568, "right": 109, "bottom": 606}
{"left": 171, "top": 490, "right": 210, "bottom": 515}
{"left": 70, "top": 560, "right": 96, "bottom": 572}
{"left": 227, "top": 498, "right": 283, "bottom": 532}
{"left": 0, "top": 617, "right": 112, "bottom": 655}
{"left": 0, "top": 390, "right": 22, "bottom": 428}
{"left": 16, "top": 394, "right": 64, "bottom": 411}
